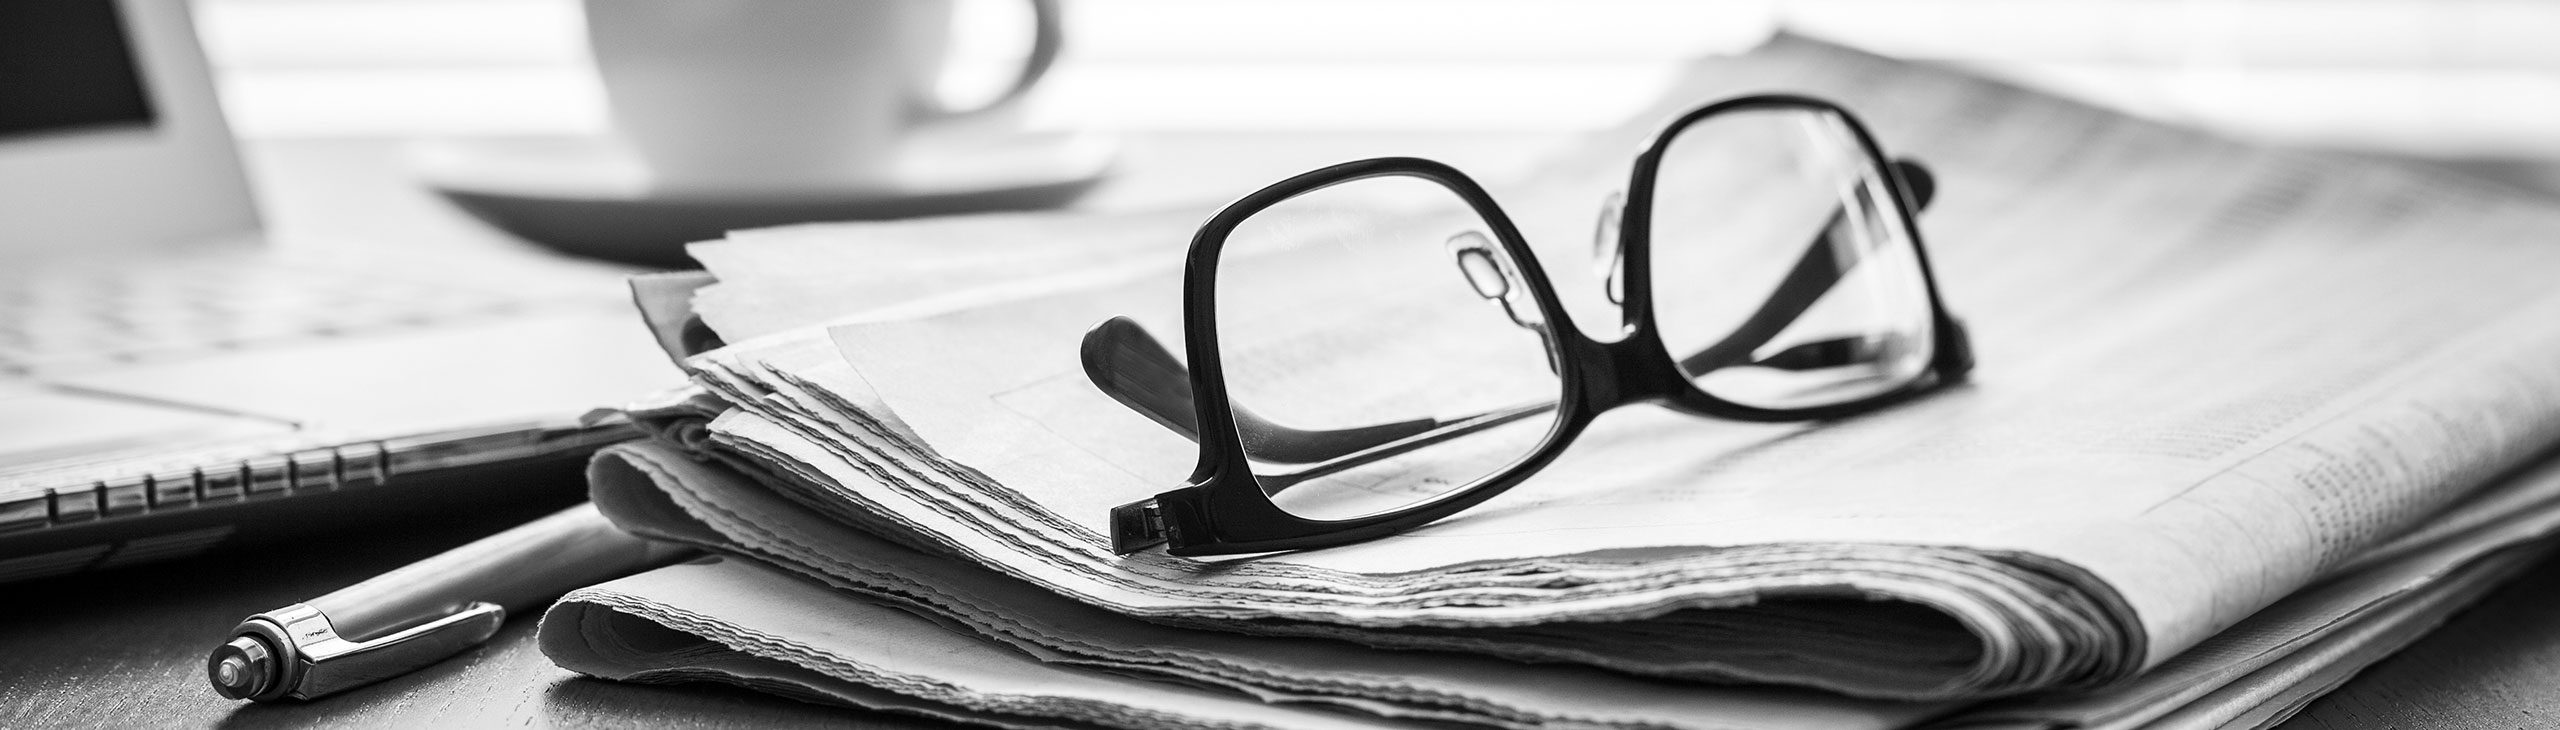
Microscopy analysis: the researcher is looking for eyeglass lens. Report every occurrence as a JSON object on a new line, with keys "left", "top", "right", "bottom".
{"left": 1211, "top": 174, "right": 1565, "bottom": 521}
{"left": 1646, "top": 107, "right": 1938, "bottom": 410}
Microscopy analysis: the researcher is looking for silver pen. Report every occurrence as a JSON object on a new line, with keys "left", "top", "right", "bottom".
{"left": 204, "top": 502, "right": 690, "bottom": 702}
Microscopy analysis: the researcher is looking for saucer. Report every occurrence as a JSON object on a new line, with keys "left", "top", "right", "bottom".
{"left": 410, "top": 128, "right": 1117, "bottom": 268}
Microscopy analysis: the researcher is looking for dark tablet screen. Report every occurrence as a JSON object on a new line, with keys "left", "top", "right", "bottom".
{"left": 0, "top": 0, "right": 157, "bottom": 139}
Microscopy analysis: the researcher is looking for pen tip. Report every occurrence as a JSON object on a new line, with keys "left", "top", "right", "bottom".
{"left": 207, "top": 636, "right": 278, "bottom": 700}
{"left": 215, "top": 656, "right": 246, "bottom": 686}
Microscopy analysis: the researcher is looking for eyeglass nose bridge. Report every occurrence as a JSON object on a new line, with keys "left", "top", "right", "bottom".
{"left": 1564, "top": 321, "right": 1704, "bottom": 411}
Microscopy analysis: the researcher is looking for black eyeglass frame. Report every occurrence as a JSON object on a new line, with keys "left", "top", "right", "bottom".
{"left": 1114, "top": 94, "right": 1973, "bottom": 557}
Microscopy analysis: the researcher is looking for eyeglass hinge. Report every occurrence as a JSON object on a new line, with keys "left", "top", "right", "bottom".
{"left": 1108, "top": 499, "right": 1169, "bottom": 554}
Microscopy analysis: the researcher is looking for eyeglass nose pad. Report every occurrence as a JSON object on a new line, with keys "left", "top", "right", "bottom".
{"left": 1592, "top": 190, "right": 1626, "bottom": 305}
{"left": 1447, "top": 231, "right": 1524, "bottom": 322}
{"left": 1448, "top": 230, "right": 1562, "bottom": 374}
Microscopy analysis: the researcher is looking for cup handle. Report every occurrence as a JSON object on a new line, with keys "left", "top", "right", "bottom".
{"left": 925, "top": 0, "right": 1062, "bottom": 122}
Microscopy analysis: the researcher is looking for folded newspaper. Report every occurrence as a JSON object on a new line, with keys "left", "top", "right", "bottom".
{"left": 539, "top": 34, "right": 2560, "bottom": 729}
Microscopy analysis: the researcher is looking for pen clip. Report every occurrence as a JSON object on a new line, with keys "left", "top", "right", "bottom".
{"left": 222, "top": 601, "right": 505, "bottom": 701}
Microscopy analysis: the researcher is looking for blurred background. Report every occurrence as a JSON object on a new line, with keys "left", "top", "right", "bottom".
{"left": 190, "top": 0, "right": 2560, "bottom": 262}
{"left": 198, "top": 0, "right": 2560, "bottom": 164}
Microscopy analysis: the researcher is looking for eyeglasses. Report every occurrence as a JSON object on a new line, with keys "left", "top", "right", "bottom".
{"left": 1085, "top": 94, "right": 1973, "bottom": 557}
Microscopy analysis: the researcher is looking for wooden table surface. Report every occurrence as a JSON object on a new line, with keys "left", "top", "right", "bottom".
{"left": 6, "top": 134, "right": 2559, "bottom": 729}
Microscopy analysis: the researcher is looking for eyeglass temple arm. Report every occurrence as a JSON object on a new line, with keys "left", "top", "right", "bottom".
{"left": 1080, "top": 159, "right": 1947, "bottom": 466}
{"left": 1080, "top": 316, "right": 1457, "bottom": 463}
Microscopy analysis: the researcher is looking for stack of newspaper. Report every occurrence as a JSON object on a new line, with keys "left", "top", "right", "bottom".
{"left": 537, "top": 35, "right": 2560, "bottom": 729}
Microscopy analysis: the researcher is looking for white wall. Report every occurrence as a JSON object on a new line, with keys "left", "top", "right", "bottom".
{"left": 194, "top": 0, "right": 2560, "bottom": 157}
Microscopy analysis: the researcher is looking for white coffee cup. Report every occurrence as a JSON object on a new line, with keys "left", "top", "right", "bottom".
{"left": 583, "top": 0, "right": 1060, "bottom": 194}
